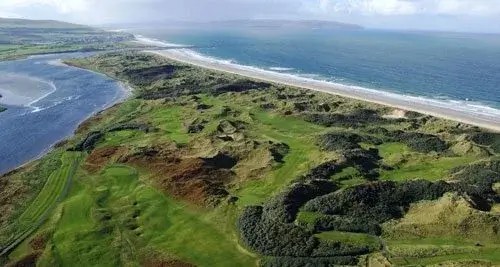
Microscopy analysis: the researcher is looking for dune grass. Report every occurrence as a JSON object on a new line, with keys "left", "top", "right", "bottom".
{"left": 387, "top": 238, "right": 500, "bottom": 265}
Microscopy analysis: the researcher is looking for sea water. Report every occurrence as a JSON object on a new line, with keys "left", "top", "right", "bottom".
{"left": 0, "top": 53, "right": 125, "bottom": 175}
{"left": 131, "top": 25, "right": 500, "bottom": 113}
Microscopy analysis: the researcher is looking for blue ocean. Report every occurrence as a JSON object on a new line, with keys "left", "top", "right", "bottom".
{"left": 131, "top": 25, "right": 500, "bottom": 113}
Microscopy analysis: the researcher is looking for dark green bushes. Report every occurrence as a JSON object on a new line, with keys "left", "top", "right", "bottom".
{"left": 237, "top": 160, "right": 379, "bottom": 262}
{"left": 391, "top": 131, "right": 448, "bottom": 153}
{"left": 300, "top": 161, "right": 339, "bottom": 181}
{"left": 108, "top": 123, "right": 152, "bottom": 133}
{"left": 451, "top": 160, "right": 500, "bottom": 205}
{"left": 319, "top": 132, "right": 363, "bottom": 151}
{"left": 304, "top": 109, "right": 385, "bottom": 128}
{"left": 211, "top": 80, "right": 271, "bottom": 95}
{"left": 302, "top": 180, "right": 452, "bottom": 232}
{"left": 122, "top": 65, "right": 177, "bottom": 86}
{"left": 469, "top": 132, "right": 500, "bottom": 153}
{"left": 264, "top": 180, "right": 337, "bottom": 224}
{"left": 297, "top": 214, "right": 381, "bottom": 235}
{"left": 187, "top": 119, "right": 207, "bottom": 134}
{"left": 340, "top": 149, "right": 382, "bottom": 180}
{"left": 69, "top": 131, "right": 103, "bottom": 152}
{"left": 238, "top": 205, "right": 370, "bottom": 261}
{"left": 264, "top": 256, "right": 358, "bottom": 267}
{"left": 238, "top": 206, "right": 318, "bottom": 257}
{"left": 269, "top": 143, "right": 290, "bottom": 163}
{"left": 318, "top": 132, "right": 382, "bottom": 152}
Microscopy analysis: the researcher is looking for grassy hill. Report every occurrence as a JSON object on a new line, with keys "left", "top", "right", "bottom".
{"left": 0, "top": 18, "right": 87, "bottom": 29}
{"left": 0, "top": 50, "right": 499, "bottom": 266}
{"left": 0, "top": 18, "right": 135, "bottom": 61}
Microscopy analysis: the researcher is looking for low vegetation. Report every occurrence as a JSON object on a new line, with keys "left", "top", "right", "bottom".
{"left": 1, "top": 50, "right": 499, "bottom": 266}
{"left": 0, "top": 18, "right": 136, "bottom": 61}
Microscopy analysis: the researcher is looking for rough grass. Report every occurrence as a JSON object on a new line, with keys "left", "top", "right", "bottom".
{"left": 315, "top": 231, "right": 380, "bottom": 251}
{"left": 378, "top": 143, "right": 481, "bottom": 181}
{"left": 383, "top": 193, "right": 500, "bottom": 265}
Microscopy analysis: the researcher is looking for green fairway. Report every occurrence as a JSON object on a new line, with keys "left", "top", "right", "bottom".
{"left": 316, "top": 231, "right": 381, "bottom": 251}
{"left": 235, "top": 110, "right": 329, "bottom": 206}
{"left": 378, "top": 142, "right": 480, "bottom": 181}
{"left": 1, "top": 152, "right": 81, "bottom": 256}
{"left": 36, "top": 165, "right": 257, "bottom": 266}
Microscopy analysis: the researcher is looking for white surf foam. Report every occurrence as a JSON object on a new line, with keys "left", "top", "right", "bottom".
{"left": 27, "top": 80, "right": 57, "bottom": 113}
{"left": 161, "top": 47, "right": 500, "bottom": 120}
{"left": 269, "top": 67, "right": 295, "bottom": 71}
{"left": 134, "top": 35, "right": 192, "bottom": 48}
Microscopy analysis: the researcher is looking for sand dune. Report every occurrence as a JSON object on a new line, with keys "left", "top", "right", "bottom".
{"left": 148, "top": 49, "right": 500, "bottom": 132}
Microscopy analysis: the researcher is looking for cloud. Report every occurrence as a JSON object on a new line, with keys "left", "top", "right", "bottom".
{"left": 0, "top": 0, "right": 499, "bottom": 32}
{"left": 0, "top": 0, "right": 89, "bottom": 14}
{"left": 309, "top": 0, "right": 500, "bottom": 16}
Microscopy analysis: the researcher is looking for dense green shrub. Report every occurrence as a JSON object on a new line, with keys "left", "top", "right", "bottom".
{"left": 304, "top": 109, "right": 385, "bottom": 128}
{"left": 297, "top": 214, "right": 381, "bottom": 235}
{"left": 340, "top": 149, "right": 381, "bottom": 180}
{"left": 187, "top": 119, "right": 207, "bottom": 133}
{"left": 451, "top": 160, "right": 500, "bottom": 205}
{"left": 269, "top": 142, "right": 290, "bottom": 163}
{"left": 318, "top": 132, "right": 363, "bottom": 151}
{"left": 238, "top": 206, "right": 318, "bottom": 257}
{"left": 391, "top": 131, "right": 448, "bottom": 153}
{"left": 238, "top": 205, "right": 373, "bottom": 260}
{"left": 469, "top": 132, "right": 500, "bottom": 153}
{"left": 264, "top": 256, "right": 358, "bottom": 267}
{"left": 300, "top": 161, "right": 340, "bottom": 181}
{"left": 264, "top": 180, "right": 337, "bottom": 223}
{"left": 122, "top": 65, "right": 178, "bottom": 86}
{"left": 302, "top": 180, "right": 452, "bottom": 232}
{"left": 211, "top": 80, "right": 271, "bottom": 95}
{"left": 69, "top": 131, "right": 103, "bottom": 152}
{"left": 108, "top": 123, "right": 152, "bottom": 133}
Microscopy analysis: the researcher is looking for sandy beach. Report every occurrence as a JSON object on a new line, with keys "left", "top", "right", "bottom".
{"left": 148, "top": 49, "right": 500, "bottom": 132}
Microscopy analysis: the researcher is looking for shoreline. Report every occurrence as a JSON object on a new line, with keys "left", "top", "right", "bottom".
{"left": 147, "top": 49, "right": 500, "bottom": 132}
{"left": 0, "top": 57, "right": 131, "bottom": 176}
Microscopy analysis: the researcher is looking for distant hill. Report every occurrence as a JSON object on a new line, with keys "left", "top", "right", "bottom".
{"left": 107, "top": 19, "right": 363, "bottom": 31}
{"left": 0, "top": 18, "right": 133, "bottom": 45}
{"left": 0, "top": 18, "right": 89, "bottom": 29}
{"left": 207, "top": 19, "right": 363, "bottom": 30}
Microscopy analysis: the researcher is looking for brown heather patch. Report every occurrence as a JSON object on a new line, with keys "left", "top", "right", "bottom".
{"left": 28, "top": 231, "right": 50, "bottom": 251}
{"left": 84, "top": 146, "right": 128, "bottom": 173}
{"left": 142, "top": 256, "right": 195, "bottom": 267}
{"left": 122, "top": 146, "right": 235, "bottom": 206}
{"left": 75, "top": 103, "right": 121, "bottom": 134}
{"left": 6, "top": 251, "right": 42, "bottom": 267}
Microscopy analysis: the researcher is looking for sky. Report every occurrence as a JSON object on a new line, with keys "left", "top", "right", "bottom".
{"left": 1, "top": 0, "right": 500, "bottom": 33}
